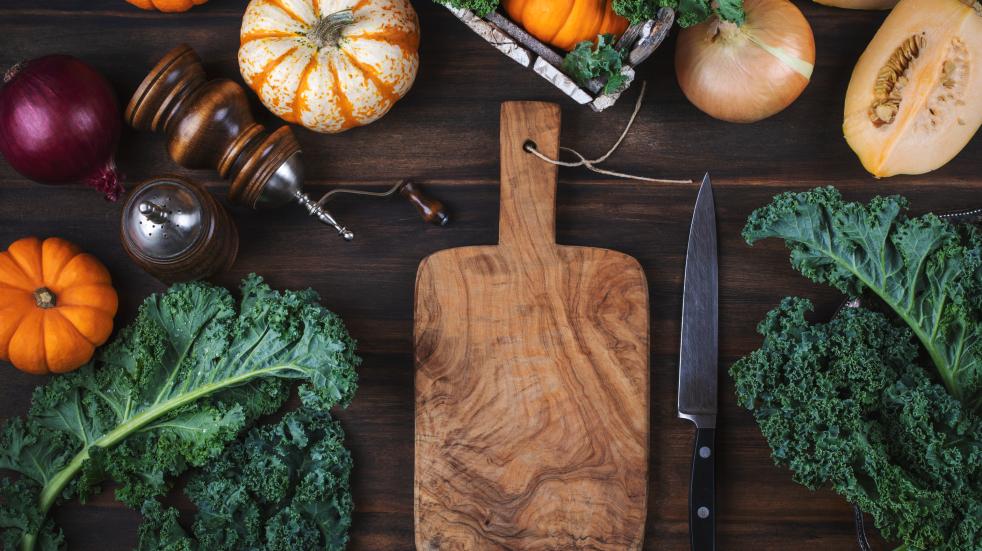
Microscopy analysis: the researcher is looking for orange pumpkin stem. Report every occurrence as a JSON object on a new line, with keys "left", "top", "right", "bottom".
{"left": 309, "top": 10, "right": 355, "bottom": 49}
{"left": 33, "top": 287, "right": 57, "bottom": 309}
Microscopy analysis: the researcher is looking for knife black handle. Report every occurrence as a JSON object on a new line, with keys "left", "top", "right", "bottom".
{"left": 690, "top": 427, "right": 716, "bottom": 551}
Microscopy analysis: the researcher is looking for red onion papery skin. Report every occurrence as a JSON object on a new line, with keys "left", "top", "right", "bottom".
{"left": 0, "top": 55, "right": 124, "bottom": 201}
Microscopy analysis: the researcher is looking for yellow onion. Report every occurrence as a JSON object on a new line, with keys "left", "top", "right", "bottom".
{"left": 675, "top": 0, "right": 816, "bottom": 123}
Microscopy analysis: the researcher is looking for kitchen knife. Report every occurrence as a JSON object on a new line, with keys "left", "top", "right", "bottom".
{"left": 678, "top": 173, "right": 718, "bottom": 551}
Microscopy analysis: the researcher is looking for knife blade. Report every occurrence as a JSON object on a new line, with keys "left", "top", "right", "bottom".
{"left": 678, "top": 173, "right": 718, "bottom": 551}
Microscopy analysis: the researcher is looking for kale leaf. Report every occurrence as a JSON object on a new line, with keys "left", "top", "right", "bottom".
{"left": 0, "top": 275, "right": 360, "bottom": 551}
{"left": 714, "top": 0, "right": 745, "bottom": 26}
{"left": 674, "top": 0, "right": 711, "bottom": 27}
{"left": 731, "top": 299, "right": 982, "bottom": 550}
{"left": 562, "top": 34, "right": 628, "bottom": 94}
{"left": 138, "top": 407, "right": 354, "bottom": 551}
{"left": 434, "top": 0, "right": 500, "bottom": 16}
{"left": 744, "top": 187, "right": 982, "bottom": 412}
{"left": 616, "top": 0, "right": 742, "bottom": 27}
{"left": 612, "top": 0, "right": 670, "bottom": 25}
{"left": 738, "top": 188, "right": 982, "bottom": 548}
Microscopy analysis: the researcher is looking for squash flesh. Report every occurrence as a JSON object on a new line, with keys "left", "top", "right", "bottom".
{"left": 844, "top": 0, "right": 982, "bottom": 177}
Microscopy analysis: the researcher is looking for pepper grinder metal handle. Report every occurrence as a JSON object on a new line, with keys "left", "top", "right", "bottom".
{"left": 294, "top": 190, "right": 354, "bottom": 240}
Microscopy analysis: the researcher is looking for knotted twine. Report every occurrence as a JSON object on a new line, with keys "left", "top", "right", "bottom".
{"left": 523, "top": 82, "right": 692, "bottom": 184}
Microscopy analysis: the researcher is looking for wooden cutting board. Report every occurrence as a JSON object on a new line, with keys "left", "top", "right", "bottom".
{"left": 414, "top": 101, "right": 650, "bottom": 550}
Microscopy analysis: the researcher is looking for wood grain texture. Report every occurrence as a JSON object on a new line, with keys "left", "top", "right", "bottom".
{"left": 414, "top": 102, "right": 649, "bottom": 550}
{"left": 0, "top": 1, "right": 980, "bottom": 549}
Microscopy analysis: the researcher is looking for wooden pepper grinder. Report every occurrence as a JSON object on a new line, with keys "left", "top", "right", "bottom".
{"left": 120, "top": 176, "right": 238, "bottom": 283}
{"left": 126, "top": 44, "right": 448, "bottom": 240}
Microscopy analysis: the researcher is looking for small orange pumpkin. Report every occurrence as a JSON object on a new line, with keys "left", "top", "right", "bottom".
{"left": 502, "top": 0, "right": 629, "bottom": 51}
{"left": 0, "top": 237, "right": 118, "bottom": 375}
{"left": 126, "top": 0, "right": 207, "bottom": 12}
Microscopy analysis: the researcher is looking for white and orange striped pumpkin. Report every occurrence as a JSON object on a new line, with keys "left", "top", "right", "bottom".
{"left": 239, "top": 0, "right": 420, "bottom": 133}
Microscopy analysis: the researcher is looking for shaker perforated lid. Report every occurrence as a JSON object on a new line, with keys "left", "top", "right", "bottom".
{"left": 122, "top": 178, "right": 208, "bottom": 260}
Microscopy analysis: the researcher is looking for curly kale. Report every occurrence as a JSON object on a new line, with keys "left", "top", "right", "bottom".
{"left": 610, "top": 0, "right": 670, "bottom": 25}
{"left": 0, "top": 275, "right": 360, "bottom": 551}
{"left": 138, "top": 407, "right": 353, "bottom": 551}
{"left": 738, "top": 187, "right": 982, "bottom": 549}
{"left": 731, "top": 299, "right": 982, "bottom": 550}
{"left": 436, "top": 0, "right": 740, "bottom": 27}
{"left": 616, "top": 0, "right": 744, "bottom": 26}
{"left": 744, "top": 187, "right": 982, "bottom": 412}
{"left": 436, "top": 0, "right": 500, "bottom": 16}
{"left": 562, "top": 34, "right": 628, "bottom": 94}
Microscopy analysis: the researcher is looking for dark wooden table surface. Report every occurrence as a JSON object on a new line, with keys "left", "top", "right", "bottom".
{"left": 1, "top": 1, "right": 979, "bottom": 549}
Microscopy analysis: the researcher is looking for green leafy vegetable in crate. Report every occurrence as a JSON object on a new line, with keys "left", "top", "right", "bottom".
{"left": 561, "top": 34, "right": 629, "bottom": 94}
{"left": 440, "top": 0, "right": 734, "bottom": 27}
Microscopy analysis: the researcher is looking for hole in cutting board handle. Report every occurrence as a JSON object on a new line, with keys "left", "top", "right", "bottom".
{"left": 522, "top": 139, "right": 537, "bottom": 153}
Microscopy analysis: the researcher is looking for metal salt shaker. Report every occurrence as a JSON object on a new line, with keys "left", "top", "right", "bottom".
{"left": 121, "top": 176, "right": 238, "bottom": 283}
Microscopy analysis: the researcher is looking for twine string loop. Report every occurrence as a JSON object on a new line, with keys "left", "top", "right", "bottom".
{"left": 523, "top": 82, "right": 692, "bottom": 185}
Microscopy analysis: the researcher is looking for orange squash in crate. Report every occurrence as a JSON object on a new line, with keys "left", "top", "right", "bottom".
{"left": 502, "top": 0, "right": 629, "bottom": 51}
{"left": 238, "top": 0, "right": 420, "bottom": 134}
{"left": 0, "top": 237, "right": 118, "bottom": 375}
{"left": 844, "top": 0, "right": 982, "bottom": 177}
{"left": 126, "top": 0, "right": 207, "bottom": 12}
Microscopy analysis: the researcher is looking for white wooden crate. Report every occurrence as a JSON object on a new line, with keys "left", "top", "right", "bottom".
{"left": 444, "top": 6, "right": 675, "bottom": 111}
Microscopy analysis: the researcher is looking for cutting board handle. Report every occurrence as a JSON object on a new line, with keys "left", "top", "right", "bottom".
{"left": 499, "top": 102, "right": 561, "bottom": 249}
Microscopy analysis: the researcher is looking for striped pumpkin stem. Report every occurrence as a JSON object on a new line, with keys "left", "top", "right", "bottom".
{"left": 309, "top": 9, "right": 355, "bottom": 48}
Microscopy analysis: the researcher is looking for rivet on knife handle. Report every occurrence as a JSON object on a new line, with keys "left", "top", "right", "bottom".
{"left": 690, "top": 427, "right": 716, "bottom": 551}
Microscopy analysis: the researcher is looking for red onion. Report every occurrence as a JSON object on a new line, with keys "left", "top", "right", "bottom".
{"left": 0, "top": 55, "right": 123, "bottom": 201}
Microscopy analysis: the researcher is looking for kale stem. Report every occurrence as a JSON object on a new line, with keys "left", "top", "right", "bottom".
{"left": 818, "top": 245, "right": 960, "bottom": 400}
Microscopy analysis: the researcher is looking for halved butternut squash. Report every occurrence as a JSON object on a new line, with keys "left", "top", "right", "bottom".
{"left": 844, "top": 0, "right": 982, "bottom": 177}
{"left": 814, "top": 0, "right": 897, "bottom": 9}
